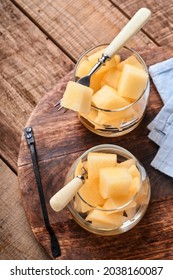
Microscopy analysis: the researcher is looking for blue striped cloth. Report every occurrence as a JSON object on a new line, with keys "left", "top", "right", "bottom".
{"left": 148, "top": 58, "right": 173, "bottom": 177}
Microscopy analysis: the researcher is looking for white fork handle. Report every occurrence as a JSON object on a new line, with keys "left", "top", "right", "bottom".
{"left": 104, "top": 8, "right": 151, "bottom": 58}
{"left": 50, "top": 177, "right": 84, "bottom": 212}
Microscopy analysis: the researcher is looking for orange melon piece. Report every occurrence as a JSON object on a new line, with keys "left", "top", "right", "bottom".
{"left": 87, "top": 152, "right": 117, "bottom": 180}
{"left": 81, "top": 107, "right": 98, "bottom": 125}
{"left": 101, "top": 68, "right": 121, "bottom": 90}
{"left": 125, "top": 205, "right": 137, "bottom": 220}
{"left": 119, "top": 159, "right": 135, "bottom": 168}
{"left": 128, "top": 164, "right": 140, "bottom": 178}
{"left": 92, "top": 85, "right": 130, "bottom": 110}
{"left": 90, "top": 72, "right": 105, "bottom": 93}
{"left": 99, "top": 167, "right": 132, "bottom": 199}
{"left": 94, "top": 104, "right": 137, "bottom": 128}
{"left": 117, "top": 55, "right": 144, "bottom": 71}
{"left": 118, "top": 64, "right": 148, "bottom": 101}
{"left": 85, "top": 209, "right": 126, "bottom": 228}
{"left": 76, "top": 59, "right": 92, "bottom": 77}
{"left": 103, "top": 197, "right": 136, "bottom": 213}
{"left": 61, "top": 81, "right": 93, "bottom": 114}
{"left": 94, "top": 111, "right": 124, "bottom": 129}
{"left": 75, "top": 159, "right": 88, "bottom": 177}
{"left": 78, "top": 178, "right": 105, "bottom": 212}
{"left": 129, "top": 176, "right": 140, "bottom": 198}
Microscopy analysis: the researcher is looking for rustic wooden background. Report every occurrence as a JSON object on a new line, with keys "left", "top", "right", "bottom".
{"left": 0, "top": 0, "right": 173, "bottom": 260}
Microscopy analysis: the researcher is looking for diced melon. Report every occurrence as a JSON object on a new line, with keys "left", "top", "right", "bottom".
{"left": 94, "top": 104, "right": 138, "bottom": 128}
{"left": 118, "top": 64, "right": 148, "bottom": 100}
{"left": 114, "top": 54, "right": 121, "bottom": 65}
{"left": 99, "top": 167, "right": 132, "bottom": 199}
{"left": 128, "top": 164, "right": 140, "bottom": 178}
{"left": 90, "top": 72, "right": 105, "bottom": 92}
{"left": 61, "top": 81, "right": 93, "bottom": 114}
{"left": 78, "top": 178, "right": 105, "bottom": 212}
{"left": 135, "top": 179, "right": 149, "bottom": 205}
{"left": 103, "top": 198, "right": 126, "bottom": 214}
{"left": 87, "top": 152, "right": 117, "bottom": 180}
{"left": 76, "top": 59, "right": 92, "bottom": 77}
{"left": 86, "top": 209, "right": 126, "bottom": 228}
{"left": 125, "top": 205, "right": 137, "bottom": 220}
{"left": 75, "top": 159, "right": 83, "bottom": 177}
{"left": 81, "top": 108, "right": 98, "bottom": 124}
{"left": 119, "top": 159, "right": 135, "bottom": 168}
{"left": 94, "top": 111, "right": 124, "bottom": 129}
{"left": 74, "top": 193, "right": 83, "bottom": 212}
{"left": 92, "top": 85, "right": 130, "bottom": 110}
{"left": 129, "top": 177, "right": 140, "bottom": 197}
{"left": 117, "top": 55, "right": 144, "bottom": 71}
{"left": 101, "top": 68, "right": 122, "bottom": 90}
{"left": 75, "top": 159, "right": 88, "bottom": 177}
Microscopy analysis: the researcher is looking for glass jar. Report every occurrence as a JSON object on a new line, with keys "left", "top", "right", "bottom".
{"left": 67, "top": 144, "right": 151, "bottom": 236}
{"left": 74, "top": 45, "right": 150, "bottom": 137}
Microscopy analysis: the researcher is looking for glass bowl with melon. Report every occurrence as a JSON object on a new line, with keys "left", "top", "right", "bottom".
{"left": 73, "top": 45, "right": 150, "bottom": 137}
{"left": 67, "top": 144, "right": 151, "bottom": 235}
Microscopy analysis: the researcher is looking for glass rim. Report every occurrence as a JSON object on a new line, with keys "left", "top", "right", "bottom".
{"left": 72, "top": 144, "right": 143, "bottom": 211}
{"left": 74, "top": 45, "right": 149, "bottom": 113}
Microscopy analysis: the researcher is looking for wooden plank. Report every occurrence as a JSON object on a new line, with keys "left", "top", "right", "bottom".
{"left": 0, "top": 159, "right": 49, "bottom": 260}
{"left": 112, "top": 0, "right": 173, "bottom": 46}
{"left": 0, "top": 0, "right": 74, "bottom": 171}
{"left": 18, "top": 47, "right": 173, "bottom": 259}
{"left": 13, "top": 0, "right": 155, "bottom": 61}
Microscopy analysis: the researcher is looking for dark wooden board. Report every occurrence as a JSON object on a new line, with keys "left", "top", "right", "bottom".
{"left": 18, "top": 47, "right": 173, "bottom": 259}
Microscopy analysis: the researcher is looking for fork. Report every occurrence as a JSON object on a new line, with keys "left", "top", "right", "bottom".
{"left": 55, "top": 7, "right": 151, "bottom": 111}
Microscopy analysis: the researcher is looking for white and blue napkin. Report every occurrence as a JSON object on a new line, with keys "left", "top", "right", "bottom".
{"left": 147, "top": 58, "right": 173, "bottom": 178}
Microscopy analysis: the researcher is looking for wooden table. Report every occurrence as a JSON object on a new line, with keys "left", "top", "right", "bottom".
{"left": 0, "top": 0, "right": 173, "bottom": 260}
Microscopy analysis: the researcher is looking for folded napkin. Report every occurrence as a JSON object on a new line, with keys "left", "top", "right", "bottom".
{"left": 148, "top": 58, "right": 173, "bottom": 178}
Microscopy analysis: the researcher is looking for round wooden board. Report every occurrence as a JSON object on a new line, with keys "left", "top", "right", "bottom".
{"left": 18, "top": 47, "right": 173, "bottom": 260}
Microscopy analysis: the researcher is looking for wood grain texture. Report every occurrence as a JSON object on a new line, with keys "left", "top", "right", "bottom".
{"left": 13, "top": 0, "right": 155, "bottom": 60}
{"left": 0, "top": 0, "right": 74, "bottom": 171}
{"left": 0, "top": 160, "right": 49, "bottom": 260}
{"left": 113, "top": 0, "right": 173, "bottom": 46}
{"left": 18, "top": 47, "right": 173, "bottom": 259}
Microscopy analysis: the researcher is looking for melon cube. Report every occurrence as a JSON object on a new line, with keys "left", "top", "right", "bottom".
{"left": 101, "top": 68, "right": 122, "bottom": 90}
{"left": 90, "top": 72, "right": 105, "bottom": 92}
{"left": 103, "top": 198, "right": 125, "bottom": 214}
{"left": 94, "top": 111, "right": 124, "bottom": 129}
{"left": 103, "top": 190, "right": 137, "bottom": 212}
{"left": 118, "top": 64, "right": 148, "bottom": 100}
{"left": 81, "top": 108, "right": 98, "bottom": 125}
{"left": 61, "top": 81, "right": 93, "bottom": 114}
{"left": 76, "top": 59, "right": 92, "bottom": 77}
{"left": 87, "top": 152, "right": 117, "bottom": 180}
{"left": 85, "top": 209, "right": 126, "bottom": 228}
{"left": 94, "top": 104, "right": 137, "bottom": 128}
{"left": 125, "top": 205, "right": 137, "bottom": 220}
{"left": 74, "top": 159, "right": 84, "bottom": 177}
{"left": 78, "top": 178, "right": 105, "bottom": 212}
{"left": 129, "top": 177, "right": 140, "bottom": 197}
{"left": 128, "top": 164, "right": 140, "bottom": 178}
{"left": 118, "top": 159, "right": 135, "bottom": 169}
{"left": 135, "top": 178, "right": 149, "bottom": 205}
{"left": 92, "top": 85, "right": 130, "bottom": 110}
{"left": 99, "top": 167, "right": 132, "bottom": 199}
{"left": 117, "top": 55, "right": 144, "bottom": 71}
